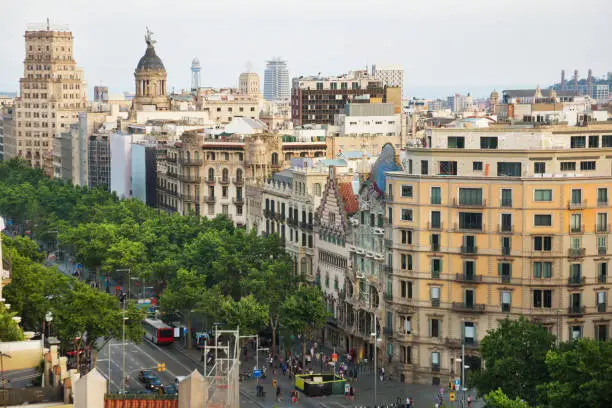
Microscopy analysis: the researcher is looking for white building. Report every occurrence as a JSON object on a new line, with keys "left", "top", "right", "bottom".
{"left": 372, "top": 64, "right": 404, "bottom": 89}
{"left": 110, "top": 132, "right": 144, "bottom": 198}
{"left": 264, "top": 58, "right": 290, "bottom": 101}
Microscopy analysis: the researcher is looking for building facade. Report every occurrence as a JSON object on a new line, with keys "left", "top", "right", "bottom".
{"left": 133, "top": 29, "right": 169, "bottom": 111}
{"left": 239, "top": 72, "right": 261, "bottom": 97}
{"left": 383, "top": 124, "right": 612, "bottom": 384}
{"left": 372, "top": 64, "right": 404, "bottom": 90}
{"left": 7, "top": 23, "right": 87, "bottom": 169}
{"left": 88, "top": 133, "right": 111, "bottom": 190}
{"left": 291, "top": 71, "right": 385, "bottom": 126}
{"left": 263, "top": 58, "right": 290, "bottom": 101}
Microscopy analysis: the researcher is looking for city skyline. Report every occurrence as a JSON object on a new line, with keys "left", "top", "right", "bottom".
{"left": 0, "top": 0, "right": 611, "bottom": 98}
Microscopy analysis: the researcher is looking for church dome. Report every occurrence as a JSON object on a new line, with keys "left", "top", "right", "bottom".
{"left": 136, "top": 45, "right": 165, "bottom": 72}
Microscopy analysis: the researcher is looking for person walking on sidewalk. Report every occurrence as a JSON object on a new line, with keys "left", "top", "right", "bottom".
{"left": 379, "top": 366, "right": 385, "bottom": 382}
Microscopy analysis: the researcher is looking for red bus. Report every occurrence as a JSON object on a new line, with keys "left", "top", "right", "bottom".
{"left": 143, "top": 318, "right": 174, "bottom": 345}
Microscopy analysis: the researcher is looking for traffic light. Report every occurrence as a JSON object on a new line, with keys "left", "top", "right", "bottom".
{"left": 157, "top": 363, "right": 166, "bottom": 372}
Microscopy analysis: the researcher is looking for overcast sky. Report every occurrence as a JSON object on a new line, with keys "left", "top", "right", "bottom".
{"left": 1, "top": 0, "right": 610, "bottom": 98}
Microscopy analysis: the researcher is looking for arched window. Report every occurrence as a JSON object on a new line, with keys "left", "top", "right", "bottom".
{"left": 222, "top": 168, "right": 229, "bottom": 182}
{"left": 236, "top": 168, "right": 243, "bottom": 181}
{"left": 285, "top": 153, "right": 292, "bottom": 161}
{"left": 271, "top": 152, "right": 279, "bottom": 166}
{"left": 208, "top": 168, "right": 215, "bottom": 181}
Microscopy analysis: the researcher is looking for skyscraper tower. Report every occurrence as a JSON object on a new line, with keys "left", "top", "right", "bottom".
{"left": 263, "top": 58, "right": 289, "bottom": 101}
{"left": 6, "top": 21, "right": 87, "bottom": 170}
{"left": 191, "top": 57, "right": 201, "bottom": 91}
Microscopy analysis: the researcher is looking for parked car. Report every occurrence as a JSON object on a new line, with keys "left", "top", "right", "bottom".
{"left": 161, "top": 384, "right": 178, "bottom": 395}
{"left": 135, "top": 389, "right": 153, "bottom": 394}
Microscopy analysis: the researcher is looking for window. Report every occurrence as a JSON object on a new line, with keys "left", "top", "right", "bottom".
{"left": 501, "top": 214, "right": 512, "bottom": 232}
{"left": 401, "top": 346, "right": 412, "bottom": 364}
{"left": 597, "top": 213, "right": 608, "bottom": 232}
{"left": 430, "top": 286, "right": 440, "bottom": 303}
{"left": 533, "top": 289, "right": 552, "bottom": 308}
{"left": 571, "top": 326, "right": 583, "bottom": 340}
{"left": 603, "top": 135, "right": 612, "bottom": 147}
{"left": 439, "top": 161, "right": 457, "bottom": 175}
{"left": 596, "top": 324, "right": 608, "bottom": 341}
{"left": 534, "top": 162, "right": 546, "bottom": 174}
{"left": 431, "top": 351, "right": 440, "bottom": 368}
{"left": 501, "top": 189, "right": 512, "bottom": 207}
{"left": 464, "top": 322, "right": 476, "bottom": 344}
{"left": 431, "top": 234, "right": 440, "bottom": 251}
{"left": 447, "top": 137, "right": 464, "bottom": 148}
{"left": 459, "top": 212, "right": 482, "bottom": 230}
{"left": 533, "top": 262, "right": 552, "bottom": 279}
{"left": 598, "top": 188, "right": 608, "bottom": 205}
{"left": 430, "top": 211, "right": 441, "bottom": 228}
{"left": 401, "top": 209, "right": 413, "bottom": 221}
{"left": 430, "top": 319, "right": 440, "bottom": 338}
{"left": 431, "top": 187, "right": 441, "bottom": 205}
{"left": 401, "top": 230, "right": 412, "bottom": 245}
{"left": 571, "top": 189, "right": 582, "bottom": 204}
{"left": 480, "top": 137, "right": 498, "bottom": 149}
{"left": 571, "top": 136, "right": 586, "bottom": 148}
{"left": 498, "top": 262, "right": 512, "bottom": 282}
{"left": 421, "top": 160, "right": 429, "bottom": 175}
{"left": 463, "top": 260, "right": 475, "bottom": 279}
{"left": 431, "top": 259, "right": 442, "bottom": 278}
{"left": 534, "top": 189, "right": 552, "bottom": 201}
{"left": 501, "top": 291, "right": 511, "bottom": 312}
{"left": 534, "top": 236, "right": 552, "bottom": 251}
{"left": 598, "top": 262, "right": 607, "bottom": 283}
{"left": 501, "top": 236, "right": 511, "bottom": 255}
{"left": 497, "top": 162, "right": 522, "bottom": 177}
{"left": 580, "top": 161, "right": 596, "bottom": 171}
{"left": 473, "top": 161, "right": 483, "bottom": 171}
{"left": 459, "top": 188, "right": 483, "bottom": 206}
{"left": 589, "top": 135, "right": 599, "bottom": 148}
{"left": 401, "top": 185, "right": 413, "bottom": 198}
{"left": 401, "top": 254, "right": 412, "bottom": 270}
{"left": 570, "top": 213, "right": 582, "bottom": 232}
{"left": 534, "top": 214, "right": 552, "bottom": 226}
{"left": 560, "top": 161, "right": 576, "bottom": 171}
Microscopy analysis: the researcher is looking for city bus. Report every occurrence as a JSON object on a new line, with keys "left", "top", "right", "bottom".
{"left": 142, "top": 318, "right": 174, "bottom": 345}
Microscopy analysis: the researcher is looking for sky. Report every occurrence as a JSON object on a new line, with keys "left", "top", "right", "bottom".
{"left": 0, "top": 0, "right": 611, "bottom": 99}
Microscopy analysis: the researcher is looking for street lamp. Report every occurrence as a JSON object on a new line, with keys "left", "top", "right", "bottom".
{"left": 455, "top": 345, "right": 471, "bottom": 406}
{"left": 370, "top": 313, "right": 382, "bottom": 407}
{"left": 121, "top": 315, "right": 129, "bottom": 394}
{"left": 41, "top": 311, "right": 53, "bottom": 388}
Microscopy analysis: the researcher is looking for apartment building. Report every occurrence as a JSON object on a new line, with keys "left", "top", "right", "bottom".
{"left": 88, "top": 133, "right": 111, "bottom": 190}
{"left": 371, "top": 64, "right": 404, "bottom": 90}
{"left": 7, "top": 23, "right": 87, "bottom": 169}
{"left": 0, "top": 106, "right": 14, "bottom": 161}
{"left": 291, "top": 70, "right": 386, "bottom": 126}
{"left": 383, "top": 123, "right": 612, "bottom": 385}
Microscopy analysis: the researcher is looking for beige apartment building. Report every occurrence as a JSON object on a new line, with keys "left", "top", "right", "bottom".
{"left": 7, "top": 23, "right": 87, "bottom": 169}
{"left": 382, "top": 124, "right": 612, "bottom": 384}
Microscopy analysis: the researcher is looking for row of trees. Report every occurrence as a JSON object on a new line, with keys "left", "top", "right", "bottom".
{"left": 0, "top": 159, "right": 329, "bottom": 363}
{"left": 474, "top": 317, "right": 612, "bottom": 408}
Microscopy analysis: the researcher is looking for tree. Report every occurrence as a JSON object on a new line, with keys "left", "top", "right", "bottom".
{"left": 0, "top": 302, "right": 25, "bottom": 341}
{"left": 539, "top": 339, "right": 612, "bottom": 408}
{"left": 281, "top": 285, "right": 329, "bottom": 367}
{"left": 471, "top": 317, "right": 555, "bottom": 406}
{"left": 485, "top": 389, "right": 532, "bottom": 408}
{"left": 220, "top": 295, "right": 268, "bottom": 335}
{"left": 159, "top": 268, "right": 206, "bottom": 349}
{"left": 101, "top": 238, "right": 147, "bottom": 278}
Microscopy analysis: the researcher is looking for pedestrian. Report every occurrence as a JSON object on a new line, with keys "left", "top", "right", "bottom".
{"left": 272, "top": 378, "right": 277, "bottom": 392}
{"left": 379, "top": 366, "right": 384, "bottom": 382}
{"left": 276, "top": 384, "right": 281, "bottom": 402}
{"left": 291, "top": 389, "right": 298, "bottom": 404}
{"left": 349, "top": 385, "right": 355, "bottom": 401}
{"left": 468, "top": 395, "right": 472, "bottom": 407}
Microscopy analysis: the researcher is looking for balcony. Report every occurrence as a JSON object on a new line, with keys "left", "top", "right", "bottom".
{"left": 451, "top": 302, "right": 486, "bottom": 313}
{"left": 569, "top": 224, "right": 584, "bottom": 234}
{"left": 179, "top": 193, "right": 197, "bottom": 202}
{"left": 568, "top": 200, "right": 587, "bottom": 210}
{"left": 568, "top": 248, "right": 586, "bottom": 258}
{"left": 179, "top": 158, "right": 203, "bottom": 166}
{"left": 204, "top": 196, "right": 216, "bottom": 203}
{"left": 453, "top": 198, "right": 486, "bottom": 208}
{"left": 271, "top": 162, "right": 282, "bottom": 170}
{"left": 498, "top": 224, "right": 513, "bottom": 233}
{"left": 431, "top": 299, "right": 440, "bottom": 307}
{"left": 455, "top": 273, "right": 483, "bottom": 283}
{"left": 166, "top": 156, "right": 177, "bottom": 164}
{"left": 179, "top": 175, "right": 201, "bottom": 183}
{"left": 233, "top": 197, "right": 244, "bottom": 205}
{"left": 427, "top": 222, "right": 443, "bottom": 231}
{"left": 263, "top": 209, "right": 271, "bottom": 218}
{"left": 233, "top": 177, "right": 244, "bottom": 186}
{"left": 567, "top": 276, "right": 585, "bottom": 286}
{"left": 431, "top": 364, "right": 440, "bottom": 372}
{"left": 599, "top": 247, "right": 607, "bottom": 256}
{"left": 501, "top": 246, "right": 511, "bottom": 256}
{"left": 568, "top": 306, "right": 586, "bottom": 316}
{"left": 431, "top": 242, "right": 440, "bottom": 252}
{"left": 500, "top": 274, "right": 512, "bottom": 284}
{"left": 384, "top": 266, "right": 393, "bottom": 274}
{"left": 501, "top": 198, "right": 513, "bottom": 207}
{"left": 166, "top": 171, "right": 178, "bottom": 179}
{"left": 454, "top": 223, "right": 484, "bottom": 232}
{"left": 205, "top": 177, "right": 216, "bottom": 185}
{"left": 446, "top": 338, "right": 479, "bottom": 349}
{"left": 432, "top": 271, "right": 441, "bottom": 279}
{"left": 597, "top": 200, "right": 609, "bottom": 208}
{"left": 598, "top": 303, "right": 607, "bottom": 313}
{"left": 220, "top": 178, "right": 230, "bottom": 185}
{"left": 596, "top": 223, "right": 610, "bottom": 233}
{"left": 461, "top": 246, "right": 477, "bottom": 254}
{"left": 385, "top": 194, "right": 394, "bottom": 202}
{"left": 598, "top": 274, "right": 607, "bottom": 284}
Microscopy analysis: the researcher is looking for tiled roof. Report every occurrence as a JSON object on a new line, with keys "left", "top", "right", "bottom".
{"left": 338, "top": 182, "right": 359, "bottom": 215}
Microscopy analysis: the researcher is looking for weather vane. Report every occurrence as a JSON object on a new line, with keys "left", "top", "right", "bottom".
{"left": 145, "top": 27, "right": 156, "bottom": 47}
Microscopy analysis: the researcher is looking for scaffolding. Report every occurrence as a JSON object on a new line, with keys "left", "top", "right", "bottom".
{"left": 202, "top": 328, "right": 240, "bottom": 408}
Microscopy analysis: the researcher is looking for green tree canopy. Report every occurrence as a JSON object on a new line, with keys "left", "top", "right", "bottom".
{"left": 0, "top": 302, "right": 25, "bottom": 342}
{"left": 484, "top": 389, "right": 532, "bottom": 408}
{"left": 220, "top": 295, "right": 268, "bottom": 335}
{"left": 472, "top": 317, "right": 555, "bottom": 406}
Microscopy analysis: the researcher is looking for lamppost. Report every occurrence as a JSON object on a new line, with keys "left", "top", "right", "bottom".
{"left": 455, "top": 344, "right": 470, "bottom": 407}
{"left": 41, "top": 311, "right": 53, "bottom": 388}
{"left": 115, "top": 268, "right": 132, "bottom": 302}
{"left": 121, "top": 315, "right": 129, "bottom": 394}
{"left": 371, "top": 313, "right": 382, "bottom": 407}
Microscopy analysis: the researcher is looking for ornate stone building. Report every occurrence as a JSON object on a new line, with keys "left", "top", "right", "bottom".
{"left": 133, "top": 28, "right": 169, "bottom": 111}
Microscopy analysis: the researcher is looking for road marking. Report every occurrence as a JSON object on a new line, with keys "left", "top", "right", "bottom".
{"left": 239, "top": 389, "right": 265, "bottom": 408}
{"left": 141, "top": 339, "right": 193, "bottom": 373}
{"left": 132, "top": 343, "right": 180, "bottom": 378}
{"left": 97, "top": 366, "right": 121, "bottom": 391}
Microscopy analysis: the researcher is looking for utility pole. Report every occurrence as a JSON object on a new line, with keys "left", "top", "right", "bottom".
{"left": 373, "top": 313, "right": 377, "bottom": 408}
{"left": 462, "top": 343, "right": 466, "bottom": 407}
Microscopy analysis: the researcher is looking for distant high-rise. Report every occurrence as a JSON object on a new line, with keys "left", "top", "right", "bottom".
{"left": 239, "top": 72, "right": 261, "bottom": 96}
{"left": 263, "top": 58, "right": 289, "bottom": 101}
{"left": 191, "top": 57, "right": 201, "bottom": 91}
